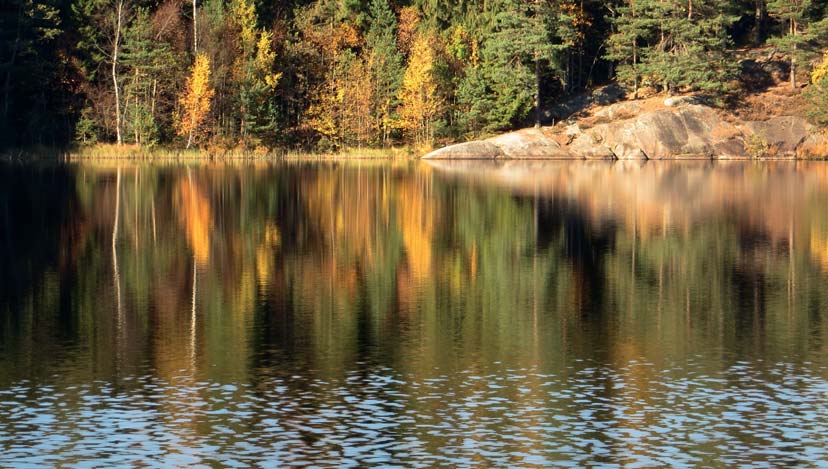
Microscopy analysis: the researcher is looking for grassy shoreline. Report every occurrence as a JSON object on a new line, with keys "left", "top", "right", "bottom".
{"left": 1, "top": 143, "right": 426, "bottom": 162}
{"left": 66, "top": 144, "right": 423, "bottom": 161}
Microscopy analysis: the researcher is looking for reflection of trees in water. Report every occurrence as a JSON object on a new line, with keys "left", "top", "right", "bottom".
{"left": 4, "top": 162, "right": 828, "bottom": 458}
{"left": 3, "top": 163, "right": 828, "bottom": 391}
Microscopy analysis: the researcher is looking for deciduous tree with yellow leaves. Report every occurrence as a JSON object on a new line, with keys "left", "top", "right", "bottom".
{"left": 398, "top": 35, "right": 442, "bottom": 148}
{"left": 231, "top": 0, "right": 281, "bottom": 144}
{"left": 178, "top": 53, "right": 214, "bottom": 149}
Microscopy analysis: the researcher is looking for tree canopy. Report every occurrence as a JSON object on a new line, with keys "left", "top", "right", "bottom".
{"left": 1, "top": 0, "right": 827, "bottom": 151}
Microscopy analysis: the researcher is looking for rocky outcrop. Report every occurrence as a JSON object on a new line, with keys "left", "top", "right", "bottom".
{"left": 743, "top": 116, "right": 810, "bottom": 157}
{"left": 422, "top": 101, "right": 828, "bottom": 160}
{"left": 424, "top": 128, "right": 576, "bottom": 160}
{"left": 424, "top": 140, "right": 506, "bottom": 160}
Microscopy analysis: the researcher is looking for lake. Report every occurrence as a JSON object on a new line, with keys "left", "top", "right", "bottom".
{"left": 2, "top": 160, "right": 828, "bottom": 467}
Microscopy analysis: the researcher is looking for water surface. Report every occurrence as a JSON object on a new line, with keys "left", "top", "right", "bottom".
{"left": 2, "top": 160, "right": 828, "bottom": 467}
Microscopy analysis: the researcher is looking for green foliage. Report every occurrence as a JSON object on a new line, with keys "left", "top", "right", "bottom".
{"left": 804, "top": 78, "right": 828, "bottom": 127}
{"left": 5, "top": 0, "right": 828, "bottom": 151}
{"left": 767, "top": 0, "right": 828, "bottom": 87}
{"left": 230, "top": 0, "right": 282, "bottom": 144}
{"left": 456, "top": 0, "right": 564, "bottom": 133}
{"left": 366, "top": 0, "right": 404, "bottom": 144}
{"left": 0, "top": 0, "right": 65, "bottom": 145}
{"left": 606, "top": 0, "right": 739, "bottom": 96}
{"left": 745, "top": 132, "right": 771, "bottom": 158}
{"left": 74, "top": 106, "right": 101, "bottom": 144}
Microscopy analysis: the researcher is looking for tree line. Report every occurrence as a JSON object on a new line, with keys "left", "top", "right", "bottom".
{"left": 1, "top": 0, "right": 827, "bottom": 151}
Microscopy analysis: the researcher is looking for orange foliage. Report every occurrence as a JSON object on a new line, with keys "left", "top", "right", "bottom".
{"left": 398, "top": 177, "right": 434, "bottom": 281}
{"left": 397, "top": 6, "right": 420, "bottom": 55}
{"left": 175, "top": 176, "right": 212, "bottom": 264}
{"left": 177, "top": 54, "right": 214, "bottom": 148}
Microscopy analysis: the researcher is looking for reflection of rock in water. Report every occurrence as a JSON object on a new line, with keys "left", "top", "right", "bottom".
{"left": 425, "top": 160, "right": 819, "bottom": 246}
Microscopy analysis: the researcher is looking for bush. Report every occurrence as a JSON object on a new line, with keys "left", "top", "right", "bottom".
{"left": 804, "top": 80, "right": 828, "bottom": 128}
{"left": 805, "top": 56, "right": 828, "bottom": 128}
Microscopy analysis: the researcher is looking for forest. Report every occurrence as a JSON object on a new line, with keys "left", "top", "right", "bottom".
{"left": 1, "top": 0, "right": 827, "bottom": 152}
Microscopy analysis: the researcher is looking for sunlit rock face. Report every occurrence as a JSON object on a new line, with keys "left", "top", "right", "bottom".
{"left": 424, "top": 129, "right": 573, "bottom": 160}
{"left": 424, "top": 102, "right": 827, "bottom": 160}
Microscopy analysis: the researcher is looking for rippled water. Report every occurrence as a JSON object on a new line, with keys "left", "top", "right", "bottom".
{"left": 2, "top": 160, "right": 828, "bottom": 466}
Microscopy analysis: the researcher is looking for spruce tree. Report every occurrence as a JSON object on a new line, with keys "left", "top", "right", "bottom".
{"left": 121, "top": 8, "right": 178, "bottom": 145}
{"left": 366, "top": 0, "right": 404, "bottom": 145}
{"left": 0, "top": 0, "right": 62, "bottom": 145}
{"left": 459, "top": 0, "right": 561, "bottom": 132}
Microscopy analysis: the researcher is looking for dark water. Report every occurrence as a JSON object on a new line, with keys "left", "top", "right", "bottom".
{"left": 2, "top": 160, "right": 828, "bottom": 467}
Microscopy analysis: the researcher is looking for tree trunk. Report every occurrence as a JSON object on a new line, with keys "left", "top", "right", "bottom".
{"left": 633, "top": 41, "right": 639, "bottom": 99}
{"left": 791, "top": 18, "right": 797, "bottom": 89}
{"left": 754, "top": 0, "right": 765, "bottom": 46}
{"left": 534, "top": 52, "right": 541, "bottom": 128}
{"left": 112, "top": 0, "right": 124, "bottom": 145}
{"left": 193, "top": 0, "right": 198, "bottom": 54}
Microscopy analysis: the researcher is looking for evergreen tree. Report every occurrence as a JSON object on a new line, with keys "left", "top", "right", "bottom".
{"left": 366, "top": 0, "right": 404, "bottom": 145}
{"left": 607, "top": 0, "right": 739, "bottom": 96}
{"left": 121, "top": 7, "right": 179, "bottom": 145}
{"left": 0, "top": 0, "right": 64, "bottom": 146}
{"left": 767, "top": 0, "right": 828, "bottom": 88}
{"left": 457, "top": 0, "right": 561, "bottom": 132}
{"left": 606, "top": 0, "right": 650, "bottom": 98}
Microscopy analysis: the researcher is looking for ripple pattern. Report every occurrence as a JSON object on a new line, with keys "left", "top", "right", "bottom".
{"left": 2, "top": 360, "right": 828, "bottom": 467}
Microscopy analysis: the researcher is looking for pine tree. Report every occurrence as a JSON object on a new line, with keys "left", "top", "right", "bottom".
{"left": 606, "top": 0, "right": 739, "bottom": 96}
{"left": 121, "top": 8, "right": 178, "bottom": 145}
{"left": 767, "top": 0, "right": 828, "bottom": 89}
{"left": 606, "top": 0, "right": 650, "bottom": 98}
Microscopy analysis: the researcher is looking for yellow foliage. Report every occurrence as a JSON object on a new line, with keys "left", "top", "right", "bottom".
{"left": 256, "top": 222, "right": 281, "bottom": 291}
{"left": 560, "top": 0, "right": 592, "bottom": 40}
{"left": 231, "top": 0, "right": 257, "bottom": 53}
{"left": 256, "top": 31, "right": 282, "bottom": 88}
{"left": 811, "top": 227, "right": 828, "bottom": 272}
{"left": 812, "top": 54, "right": 828, "bottom": 84}
{"left": 177, "top": 54, "right": 214, "bottom": 147}
{"left": 301, "top": 20, "right": 360, "bottom": 59}
{"left": 307, "top": 57, "right": 374, "bottom": 148}
{"left": 230, "top": 0, "right": 281, "bottom": 139}
{"left": 398, "top": 34, "right": 443, "bottom": 146}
